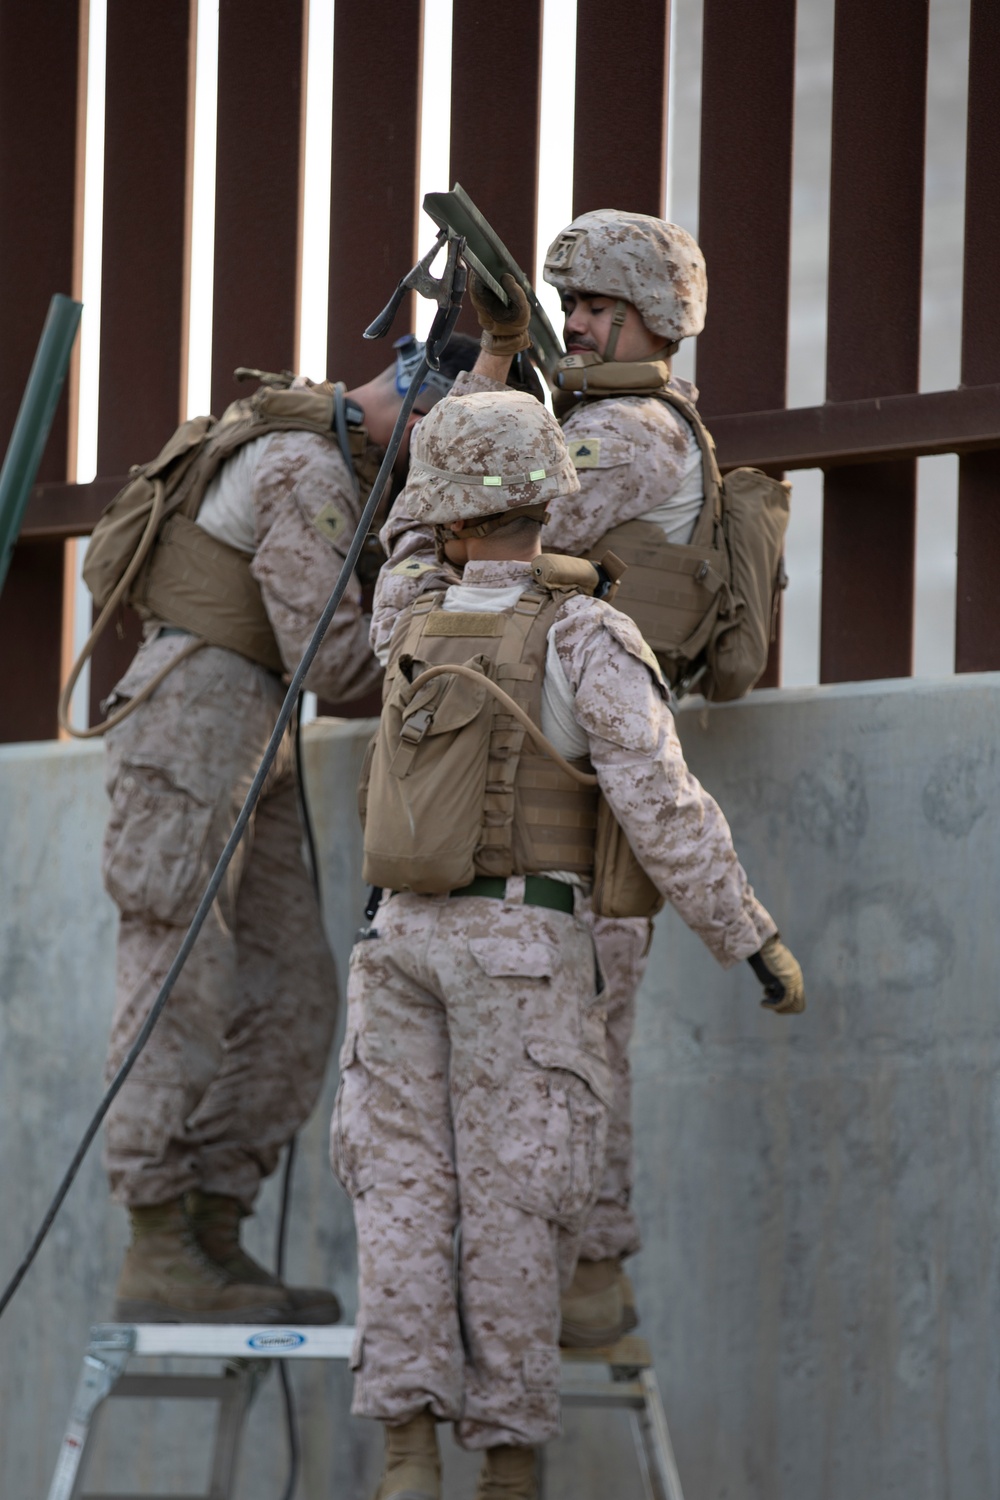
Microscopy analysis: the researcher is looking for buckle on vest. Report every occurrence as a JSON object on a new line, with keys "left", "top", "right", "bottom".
{"left": 401, "top": 707, "right": 434, "bottom": 744}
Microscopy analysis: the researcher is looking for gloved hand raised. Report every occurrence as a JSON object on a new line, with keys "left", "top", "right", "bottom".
{"left": 748, "top": 935, "right": 805, "bottom": 1014}
{"left": 469, "top": 270, "right": 532, "bottom": 355}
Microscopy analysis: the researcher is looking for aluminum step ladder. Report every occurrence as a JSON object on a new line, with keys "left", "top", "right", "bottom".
{"left": 49, "top": 1323, "right": 684, "bottom": 1500}
{"left": 551, "top": 1335, "right": 684, "bottom": 1500}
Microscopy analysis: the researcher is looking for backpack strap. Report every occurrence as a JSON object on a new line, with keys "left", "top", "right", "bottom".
{"left": 173, "top": 385, "right": 360, "bottom": 523}
{"left": 333, "top": 382, "right": 361, "bottom": 497}
{"left": 648, "top": 385, "right": 725, "bottom": 550}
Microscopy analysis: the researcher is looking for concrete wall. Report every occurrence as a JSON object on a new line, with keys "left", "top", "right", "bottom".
{"left": 1, "top": 677, "right": 998, "bottom": 1499}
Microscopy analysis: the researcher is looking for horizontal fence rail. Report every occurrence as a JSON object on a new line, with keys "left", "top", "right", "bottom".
{"left": 0, "top": 0, "right": 992, "bottom": 740}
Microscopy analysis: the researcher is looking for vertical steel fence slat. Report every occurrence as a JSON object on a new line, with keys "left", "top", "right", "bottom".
{"left": 955, "top": 0, "right": 1000, "bottom": 673}
{"left": 449, "top": 0, "right": 542, "bottom": 337}
{"left": 91, "top": 0, "right": 195, "bottom": 721}
{"left": 572, "top": 0, "right": 670, "bottom": 219}
{"left": 820, "top": 0, "right": 930, "bottom": 683}
{"left": 696, "top": 0, "right": 796, "bottom": 420}
{"left": 319, "top": 0, "right": 423, "bottom": 718}
{"left": 327, "top": 0, "right": 423, "bottom": 388}
{"left": 0, "top": 0, "right": 81, "bottom": 743}
{"left": 697, "top": 0, "right": 797, "bottom": 687}
{"left": 211, "top": 0, "right": 305, "bottom": 413}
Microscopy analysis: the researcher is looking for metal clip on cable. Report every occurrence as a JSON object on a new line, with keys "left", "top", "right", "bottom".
{"left": 364, "top": 231, "right": 469, "bottom": 369}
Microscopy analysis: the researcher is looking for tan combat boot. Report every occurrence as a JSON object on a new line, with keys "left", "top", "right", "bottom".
{"left": 374, "top": 1411, "right": 441, "bottom": 1500}
{"left": 186, "top": 1189, "right": 341, "bottom": 1325}
{"left": 474, "top": 1445, "right": 538, "bottom": 1500}
{"left": 113, "top": 1198, "right": 291, "bottom": 1323}
{"left": 559, "top": 1256, "right": 627, "bottom": 1348}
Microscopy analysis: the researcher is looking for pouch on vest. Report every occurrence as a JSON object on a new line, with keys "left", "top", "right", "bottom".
{"left": 591, "top": 797, "right": 664, "bottom": 920}
{"left": 361, "top": 653, "right": 495, "bottom": 893}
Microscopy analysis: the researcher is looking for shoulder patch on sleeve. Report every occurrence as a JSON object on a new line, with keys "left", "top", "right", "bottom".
{"left": 601, "top": 607, "right": 667, "bottom": 694}
{"left": 390, "top": 557, "right": 437, "bottom": 578}
{"left": 312, "top": 501, "right": 348, "bottom": 545}
{"left": 569, "top": 437, "right": 601, "bottom": 468}
{"left": 567, "top": 434, "right": 635, "bottom": 470}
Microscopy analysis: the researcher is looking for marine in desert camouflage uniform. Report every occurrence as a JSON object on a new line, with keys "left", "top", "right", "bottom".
{"left": 344, "top": 386, "right": 803, "bottom": 1500}
{"left": 373, "top": 211, "right": 726, "bottom": 1346}
{"left": 100, "top": 336, "right": 477, "bottom": 1325}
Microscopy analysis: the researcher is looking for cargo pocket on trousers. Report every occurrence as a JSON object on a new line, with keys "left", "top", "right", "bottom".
{"left": 102, "top": 762, "right": 215, "bottom": 924}
{"left": 493, "top": 1036, "right": 610, "bottom": 1231}
{"left": 468, "top": 937, "right": 558, "bottom": 981}
{"left": 523, "top": 1346, "right": 560, "bottom": 1390}
{"left": 331, "top": 1027, "right": 376, "bottom": 1198}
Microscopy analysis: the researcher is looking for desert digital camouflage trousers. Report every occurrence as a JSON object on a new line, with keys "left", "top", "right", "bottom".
{"left": 332, "top": 890, "right": 610, "bottom": 1448}
{"left": 101, "top": 638, "right": 338, "bottom": 1209}
{"left": 578, "top": 912, "right": 652, "bottom": 1262}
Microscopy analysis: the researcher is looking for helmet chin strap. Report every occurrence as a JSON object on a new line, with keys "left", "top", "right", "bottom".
{"left": 434, "top": 503, "right": 550, "bottom": 556}
{"left": 598, "top": 299, "right": 677, "bottom": 365}
{"left": 602, "top": 299, "right": 629, "bottom": 361}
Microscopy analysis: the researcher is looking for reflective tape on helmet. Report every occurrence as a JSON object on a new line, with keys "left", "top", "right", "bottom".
{"left": 410, "top": 458, "right": 549, "bottom": 488}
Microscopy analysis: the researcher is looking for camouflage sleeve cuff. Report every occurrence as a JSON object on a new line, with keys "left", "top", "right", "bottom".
{"left": 712, "top": 903, "right": 779, "bottom": 968}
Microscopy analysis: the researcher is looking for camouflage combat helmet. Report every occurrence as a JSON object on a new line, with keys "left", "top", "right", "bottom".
{"left": 543, "top": 209, "right": 707, "bottom": 345}
{"left": 404, "top": 389, "right": 579, "bottom": 524}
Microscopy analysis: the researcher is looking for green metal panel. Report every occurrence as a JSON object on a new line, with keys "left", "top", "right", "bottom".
{"left": 423, "top": 185, "right": 563, "bottom": 379}
{"left": 0, "top": 293, "right": 83, "bottom": 598}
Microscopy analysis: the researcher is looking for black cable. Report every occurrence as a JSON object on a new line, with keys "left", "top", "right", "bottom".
{"left": 0, "top": 353, "right": 432, "bottom": 1321}
{"left": 274, "top": 1134, "right": 296, "bottom": 1293}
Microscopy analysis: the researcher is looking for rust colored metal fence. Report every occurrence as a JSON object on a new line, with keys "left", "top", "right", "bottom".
{"left": 2, "top": 0, "right": 995, "bottom": 741}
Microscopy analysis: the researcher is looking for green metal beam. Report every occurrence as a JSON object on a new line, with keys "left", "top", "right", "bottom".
{"left": 0, "top": 293, "right": 83, "bottom": 597}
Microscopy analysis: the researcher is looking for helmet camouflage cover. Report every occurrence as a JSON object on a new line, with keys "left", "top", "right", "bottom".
{"left": 404, "top": 389, "right": 579, "bottom": 524}
{"left": 543, "top": 209, "right": 707, "bottom": 344}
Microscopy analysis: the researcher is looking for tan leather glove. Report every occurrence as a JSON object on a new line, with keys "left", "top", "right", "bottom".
{"left": 749, "top": 935, "right": 805, "bottom": 1014}
{"left": 469, "top": 270, "right": 532, "bottom": 355}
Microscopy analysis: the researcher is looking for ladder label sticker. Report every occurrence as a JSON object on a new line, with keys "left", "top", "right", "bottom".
{"left": 247, "top": 1329, "right": 307, "bottom": 1351}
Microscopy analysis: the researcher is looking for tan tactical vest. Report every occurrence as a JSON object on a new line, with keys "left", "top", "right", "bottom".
{"left": 361, "top": 579, "right": 600, "bottom": 894}
{"left": 83, "top": 384, "right": 379, "bottom": 674}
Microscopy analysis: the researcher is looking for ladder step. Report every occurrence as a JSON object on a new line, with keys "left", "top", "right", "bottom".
{"left": 103, "top": 1321, "right": 355, "bottom": 1360}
